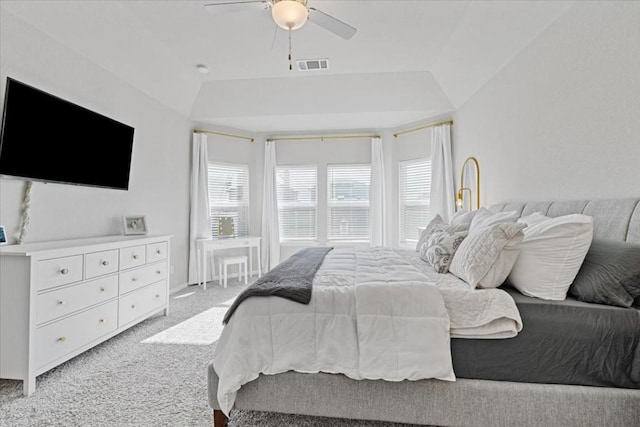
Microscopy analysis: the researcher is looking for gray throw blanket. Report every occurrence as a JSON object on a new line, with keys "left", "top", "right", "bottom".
{"left": 222, "top": 247, "right": 333, "bottom": 324}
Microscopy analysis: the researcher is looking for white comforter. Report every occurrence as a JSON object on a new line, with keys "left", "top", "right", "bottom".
{"left": 213, "top": 247, "right": 522, "bottom": 415}
{"left": 399, "top": 250, "right": 523, "bottom": 339}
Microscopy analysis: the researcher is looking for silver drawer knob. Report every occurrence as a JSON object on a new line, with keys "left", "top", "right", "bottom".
{"left": 131, "top": 304, "right": 137, "bottom": 309}
{"left": 155, "top": 294, "right": 161, "bottom": 298}
{"left": 156, "top": 270, "right": 161, "bottom": 275}
{"left": 60, "top": 268, "right": 69, "bottom": 275}
{"left": 100, "top": 287, "right": 106, "bottom": 292}
{"left": 156, "top": 250, "right": 161, "bottom": 255}
{"left": 99, "top": 318, "right": 107, "bottom": 324}
{"left": 57, "top": 337, "right": 66, "bottom": 343}
{"left": 131, "top": 277, "right": 137, "bottom": 282}
{"left": 102, "top": 260, "right": 109, "bottom": 266}
{"left": 58, "top": 300, "right": 67, "bottom": 305}
{"left": 132, "top": 254, "right": 139, "bottom": 260}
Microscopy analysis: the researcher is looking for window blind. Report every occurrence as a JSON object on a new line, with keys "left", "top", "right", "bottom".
{"left": 327, "top": 164, "right": 371, "bottom": 241}
{"left": 399, "top": 158, "right": 431, "bottom": 243}
{"left": 276, "top": 166, "right": 317, "bottom": 241}
{"left": 208, "top": 162, "right": 250, "bottom": 238}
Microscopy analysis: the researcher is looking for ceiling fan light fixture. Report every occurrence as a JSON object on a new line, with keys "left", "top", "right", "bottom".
{"left": 272, "top": 0, "right": 308, "bottom": 30}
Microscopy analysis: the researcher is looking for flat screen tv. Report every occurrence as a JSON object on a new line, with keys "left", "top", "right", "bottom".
{"left": 0, "top": 77, "right": 134, "bottom": 190}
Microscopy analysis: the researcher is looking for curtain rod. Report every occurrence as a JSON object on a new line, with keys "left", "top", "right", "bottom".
{"left": 193, "top": 129, "right": 255, "bottom": 143}
{"left": 393, "top": 120, "right": 453, "bottom": 138}
{"left": 268, "top": 134, "right": 379, "bottom": 142}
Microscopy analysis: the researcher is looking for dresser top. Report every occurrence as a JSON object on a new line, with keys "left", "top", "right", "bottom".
{"left": 0, "top": 234, "right": 172, "bottom": 257}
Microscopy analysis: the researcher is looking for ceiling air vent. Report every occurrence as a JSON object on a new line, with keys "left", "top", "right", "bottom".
{"left": 296, "top": 58, "right": 329, "bottom": 71}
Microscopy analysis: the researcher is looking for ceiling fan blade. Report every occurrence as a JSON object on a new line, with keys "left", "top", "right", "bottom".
{"left": 308, "top": 7, "right": 357, "bottom": 40}
{"left": 204, "top": 1, "right": 270, "bottom": 14}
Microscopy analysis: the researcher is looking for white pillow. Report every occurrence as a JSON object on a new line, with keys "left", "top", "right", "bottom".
{"left": 449, "top": 222, "right": 526, "bottom": 289}
{"left": 470, "top": 208, "right": 519, "bottom": 231}
{"left": 517, "top": 212, "right": 549, "bottom": 226}
{"left": 508, "top": 214, "right": 594, "bottom": 300}
{"left": 450, "top": 209, "right": 476, "bottom": 227}
{"left": 416, "top": 215, "right": 445, "bottom": 251}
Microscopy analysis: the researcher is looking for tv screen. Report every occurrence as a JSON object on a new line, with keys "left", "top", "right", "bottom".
{"left": 0, "top": 78, "right": 134, "bottom": 190}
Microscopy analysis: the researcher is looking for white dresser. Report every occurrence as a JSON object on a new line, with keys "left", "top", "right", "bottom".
{"left": 0, "top": 234, "right": 172, "bottom": 395}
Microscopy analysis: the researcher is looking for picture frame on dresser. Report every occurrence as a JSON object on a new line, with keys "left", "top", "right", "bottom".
{"left": 0, "top": 225, "right": 7, "bottom": 245}
{"left": 123, "top": 215, "right": 148, "bottom": 235}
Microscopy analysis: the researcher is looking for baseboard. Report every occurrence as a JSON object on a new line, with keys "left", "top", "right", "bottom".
{"left": 213, "top": 269, "right": 260, "bottom": 282}
{"left": 170, "top": 282, "right": 191, "bottom": 294}
{"left": 176, "top": 270, "right": 259, "bottom": 291}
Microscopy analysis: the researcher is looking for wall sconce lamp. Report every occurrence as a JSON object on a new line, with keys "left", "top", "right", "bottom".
{"left": 456, "top": 156, "right": 480, "bottom": 211}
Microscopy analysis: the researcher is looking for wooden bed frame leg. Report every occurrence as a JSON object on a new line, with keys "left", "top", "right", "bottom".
{"left": 213, "top": 409, "right": 228, "bottom": 427}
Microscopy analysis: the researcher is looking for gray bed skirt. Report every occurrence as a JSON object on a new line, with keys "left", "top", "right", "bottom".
{"left": 207, "top": 364, "right": 639, "bottom": 427}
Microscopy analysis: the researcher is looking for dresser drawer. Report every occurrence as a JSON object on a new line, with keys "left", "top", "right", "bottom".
{"left": 37, "top": 275, "right": 118, "bottom": 325}
{"left": 118, "top": 281, "right": 167, "bottom": 327}
{"left": 120, "top": 245, "right": 146, "bottom": 270}
{"left": 85, "top": 249, "right": 119, "bottom": 279}
{"left": 37, "top": 255, "right": 84, "bottom": 291}
{"left": 35, "top": 300, "right": 118, "bottom": 369}
{"left": 146, "top": 241, "right": 168, "bottom": 263}
{"left": 119, "top": 261, "right": 167, "bottom": 295}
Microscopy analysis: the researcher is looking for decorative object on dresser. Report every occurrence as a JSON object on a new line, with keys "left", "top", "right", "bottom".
{"left": 0, "top": 234, "right": 171, "bottom": 395}
{"left": 456, "top": 156, "right": 480, "bottom": 211}
{"left": 0, "top": 225, "right": 7, "bottom": 245}
{"left": 123, "top": 215, "right": 148, "bottom": 235}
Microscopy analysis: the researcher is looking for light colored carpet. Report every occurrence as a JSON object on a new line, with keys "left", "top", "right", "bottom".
{"left": 0, "top": 281, "right": 422, "bottom": 427}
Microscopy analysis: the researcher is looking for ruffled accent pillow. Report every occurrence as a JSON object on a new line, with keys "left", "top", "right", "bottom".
{"left": 450, "top": 209, "right": 476, "bottom": 227}
{"left": 449, "top": 222, "right": 526, "bottom": 289}
{"left": 420, "top": 229, "right": 468, "bottom": 273}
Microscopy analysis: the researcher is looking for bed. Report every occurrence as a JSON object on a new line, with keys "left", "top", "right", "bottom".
{"left": 207, "top": 198, "right": 640, "bottom": 427}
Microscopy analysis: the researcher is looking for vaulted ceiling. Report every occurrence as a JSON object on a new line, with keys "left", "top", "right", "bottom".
{"left": 1, "top": 0, "right": 575, "bottom": 132}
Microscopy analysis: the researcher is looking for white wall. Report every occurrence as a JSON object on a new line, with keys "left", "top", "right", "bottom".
{"left": 453, "top": 1, "right": 640, "bottom": 206}
{"left": 0, "top": 10, "right": 192, "bottom": 291}
{"left": 191, "top": 71, "right": 452, "bottom": 133}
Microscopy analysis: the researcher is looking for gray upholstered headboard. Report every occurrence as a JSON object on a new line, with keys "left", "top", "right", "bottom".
{"left": 489, "top": 198, "right": 640, "bottom": 244}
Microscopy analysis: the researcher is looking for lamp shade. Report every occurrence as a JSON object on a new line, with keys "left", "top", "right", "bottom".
{"left": 272, "top": 0, "right": 308, "bottom": 30}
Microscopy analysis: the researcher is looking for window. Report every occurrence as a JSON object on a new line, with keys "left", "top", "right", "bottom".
{"left": 208, "top": 162, "right": 249, "bottom": 238}
{"left": 276, "top": 166, "right": 317, "bottom": 241}
{"left": 399, "top": 158, "right": 431, "bottom": 244}
{"left": 327, "top": 164, "right": 371, "bottom": 242}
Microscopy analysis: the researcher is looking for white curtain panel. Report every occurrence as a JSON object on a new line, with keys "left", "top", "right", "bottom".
{"left": 187, "top": 132, "right": 211, "bottom": 284}
{"left": 430, "top": 124, "right": 456, "bottom": 223}
{"left": 369, "top": 136, "right": 387, "bottom": 246}
{"left": 261, "top": 139, "right": 281, "bottom": 271}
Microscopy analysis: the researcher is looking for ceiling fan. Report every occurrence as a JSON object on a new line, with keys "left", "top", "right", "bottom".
{"left": 204, "top": 0, "right": 357, "bottom": 40}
